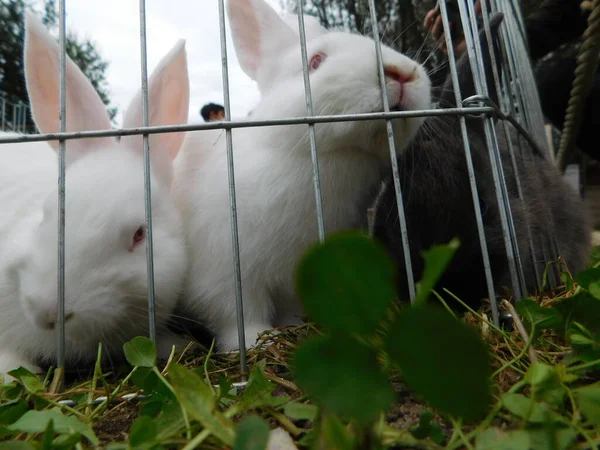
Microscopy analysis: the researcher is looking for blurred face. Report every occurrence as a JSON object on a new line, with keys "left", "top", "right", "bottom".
{"left": 209, "top": 109, "right": 225, "bottom": 121}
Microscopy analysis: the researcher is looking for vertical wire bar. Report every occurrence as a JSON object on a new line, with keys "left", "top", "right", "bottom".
{"left": 505, "top": 0, "right": 563, "bottom": 285}
{"left": 138, "top": 0, "right": 157, "bottom": 342}
{"left": 16, "top": 102, "right": 22, "bottom": 133}
{"left": 499, "top": 59, "right": 550, "bottom": 291}
{"left": 12, "top": 104, "right": 17, "bottom": 132}
{"left": 217, "top": 0, "right": 247, "bottom": 377}
{"left": 497, "top": 0, "right": 561, "bottom": 288}
{"left": 1, "top": 98, "right": 5, "bottom": 131}
{"left": 367, "top": 0, "right": 416, "bottom": 302}
{"left": 496, "top": 59, "right": 543, "bottom": 292}
{"left": 493, "top": 1, "right": 529, "bottom": 137}
{"left": 488, "top": 122, "right": 528, "bottom": 292}
{"left": 19, "top": 102, "right": 24, "bottom": 133}
{"left": 478, "top": 3, "right": 539, "bottom": 294}
{"left": 501, "top": 0, "right": 548, "bottom": 151}
{"left": 297, "top": 0, "right": 326, "bottom": 242}
{"left": 22, "top": 105, "right": 27, "bottom": 133}
{"left": 495, "top": 0, "right": 533, "bottom": 134}
{"left": 56, "top": 0, "right": 67, "bottom": 380}
{"left": 457, "top": 0, "right": 524, "bottom": 301}
{"left": 13, "top": 104, "right": 18, "bottom": 133}
{"left": 438, "top": 0, "right": 499, "bottom": 326}
{"left": 494, "top": 24, "right": 553, "bottom": 289}
{"left": 496, "top": 0, "right": 561, "bottom": 291}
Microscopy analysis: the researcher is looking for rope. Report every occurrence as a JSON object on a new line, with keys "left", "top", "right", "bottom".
{"left": 556, "top": 0, "right": 600, "bottom": 172}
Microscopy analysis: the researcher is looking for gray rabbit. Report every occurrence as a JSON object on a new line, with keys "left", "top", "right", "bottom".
{"left": 371, "top": 12, "right": 591, "bottom": 310}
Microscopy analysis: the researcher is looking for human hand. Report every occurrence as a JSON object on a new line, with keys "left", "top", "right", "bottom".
{"left": 423, "top": 0, "right": 482, "bottom": 56}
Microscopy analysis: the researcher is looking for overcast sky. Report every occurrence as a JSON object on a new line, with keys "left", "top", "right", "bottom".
{"left": 32, "top": 0, "right": 286, "bottom": 125}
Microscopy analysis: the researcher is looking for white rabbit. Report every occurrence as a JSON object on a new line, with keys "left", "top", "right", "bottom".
{"left": 0, "top": 12, "right": 190, "bottom": 378}
{"left": 172, "top": 0, "right": 432, "bottom": 351}
{"left": 283, "top": 12, "right": 328, "bottom": 39}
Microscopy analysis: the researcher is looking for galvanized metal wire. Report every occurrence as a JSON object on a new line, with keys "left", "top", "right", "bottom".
{"left": 217, "top": 0, "right": 248, "bottom": 378}
{"left": 367, "top": 0, "right": 417, "bottom": 302}
{"left": 55, "top": 0, "right": 67, "bottom": 385}
{"left": 491, "top": 0, "right": 563, "bottom": 289}
{"left": 137, "top": 0, "right": 158, "bottom": 344}
{"left": 0, "top": 0, "right": 558, "bottom": 387}
{"left": 297, "top": 0, "right": 327, "bottom": 243}
{"left": 437, "top": 0, "right": 499, "bottom": 325}
{"left": 0, "top": 107, "right": 499, "bottom": 145}
{"left": 0, "top": 94, "right": 30, "bottom": 133}
{"left": 456, "top": 0, "right": 525, "bottom": 302}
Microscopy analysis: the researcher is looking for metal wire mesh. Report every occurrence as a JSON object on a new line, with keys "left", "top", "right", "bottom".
{"left": 0, "top": 0, "right": 561, "bottom": 394}
{"left": 0, "top": 95, "right": 30, "bottom": 133}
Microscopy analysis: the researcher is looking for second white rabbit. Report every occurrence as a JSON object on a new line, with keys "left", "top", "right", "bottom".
{"left": 173, "top": 0, "right": 432, "bottom": 351}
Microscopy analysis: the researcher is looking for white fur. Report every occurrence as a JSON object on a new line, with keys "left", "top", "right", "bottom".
{"left": 0, "top": 13, "right": 190, "bottom": 378}
{"left": 173, "top": 0, "right": 432, "bottom": 351}
{"left": 282, "top": 12, "right": 328, "bottom": 39}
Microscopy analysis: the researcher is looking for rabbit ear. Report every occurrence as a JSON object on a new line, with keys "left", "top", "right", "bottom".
{"left": 24, "top": 12, "right": 114, "bottom": 166}
{"left": 283, "top": 13, "right": 328, "bottom": 39}
{"left": 439, "top": 12, "right": 505, "bottom": 109}
{"left": 121, "top": 39, "right": 189, "bottom": 189}
{"left": 227, "top": 0, "right": 297, "bottom": 82}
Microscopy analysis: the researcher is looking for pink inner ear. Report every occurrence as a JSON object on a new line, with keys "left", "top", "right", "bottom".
{"left": 129, "top": 226, "right": 146, "bottom": 252}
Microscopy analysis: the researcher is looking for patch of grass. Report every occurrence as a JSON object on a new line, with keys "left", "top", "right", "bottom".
{"left": 2, "top": 234, "right": 600, "bottom": 449}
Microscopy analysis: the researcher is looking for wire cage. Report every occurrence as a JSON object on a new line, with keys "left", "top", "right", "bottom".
{"left": 0, "top": 96, "right": 30, "bottom": 133}
{"left": 0, "top": 0, "right": 575, "bottom": 403}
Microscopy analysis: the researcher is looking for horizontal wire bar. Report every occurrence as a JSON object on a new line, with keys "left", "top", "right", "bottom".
{"left": 56, "top": 381, "right": 249, "bottom": 407}
{"left": 0, "top": 106, "right": 496, "bottom": 144}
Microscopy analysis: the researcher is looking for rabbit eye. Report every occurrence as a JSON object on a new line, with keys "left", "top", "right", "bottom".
{"left": 133, "top": 226, "right": 145, "bottom": 246}
{"left": 309, "top": 52, "right": 326, "bottom": 72}
{"left": 128, "top": 226, "right": 146, "bottom": 252}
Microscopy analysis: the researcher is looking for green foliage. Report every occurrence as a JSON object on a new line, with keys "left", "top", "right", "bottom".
{"left": 167, "top": 363, "right": 236, "bottom": 445}
{"left": 238, "top": 361, "right": 287, "bottom": 409}
{"left": 485, "top": 266, "right": 600, "bottom": 450}
{"left": 414, "top": 239, "right": 460, "bottom": 306}
{"left": 525, "top": 363, "right": 567, "bottom": 408}
{"left": 517, "top": 267, "right": 600, "bottom": 366}
{"left": 291, "top": 230, "right": 494, "bottom": 446}
{"left": 6, "top": 368, "right": 44, "bottom": 394}
{"left": 515, "top": 298, "right": 563, "bottom": 333}
{"left": 411, "top": 411, "right": 445, "bottom": 445}
{"left": 233, "top": 416, "right": 270, "bottom": 450}
{"left": 283, "top": 402, "right": 318, "bottom": 421}
{"left": 292, "top": 334, "right": 394, "bottom": 425}
{"left": 385, "top": 305, "right": 492, "bottom": 421}
{"left": 124, "top": 336, "right": 158, "bottom": 368}
{"left": 8, "top": 409, "right": 98, "bottom": 446}
{"left": 0, "top": 0, "right": 116, "bottom": 130}
{"left": 128, "top": 416, "right": 162, "bottom": 450}
{"left": 297, "top": 232, "right": 396, "bottom": 335}
{"left": 2, "top": 240, "right": 600, "bottom": 449}
{"left": 574, "top": 382, "right": 600, "bottom": 425}
{"left": 475, "top": 428, "right": 531, "bottom": 450}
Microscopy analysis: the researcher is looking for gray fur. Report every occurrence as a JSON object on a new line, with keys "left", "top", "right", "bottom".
{"left": 372, "top": 13, "right": 591, "bottom": 309}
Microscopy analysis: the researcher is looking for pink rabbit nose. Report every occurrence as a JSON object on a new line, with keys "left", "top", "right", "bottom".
{"left": 384, "top": 66, "right": 415, "bottom": 109}
{"left": 384, "top": 66, "right": 414, "bottom": 85}
{"left": 36, "top": 310, "right": 74, "bottom": 330}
